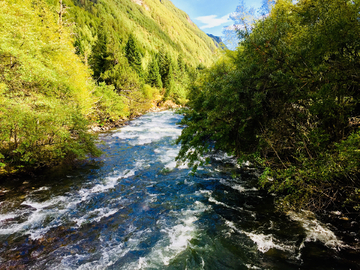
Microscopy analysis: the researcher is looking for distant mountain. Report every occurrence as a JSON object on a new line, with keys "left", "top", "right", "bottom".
{"left": 207, "top": 34, "right": 222, "bottom": 45}
{"left": 207, "top": 34, "right": 227, "bottom": 50}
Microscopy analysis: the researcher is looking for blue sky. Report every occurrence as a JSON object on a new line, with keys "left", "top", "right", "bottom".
{"left": 170, "top": 0, "right": 264, "bottom": 37}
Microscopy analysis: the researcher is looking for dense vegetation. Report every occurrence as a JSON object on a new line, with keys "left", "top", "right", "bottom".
{"left": 0, "top": 0, "right": 219, "bottom": 175}
{"left": 177, "top": 0, "right": 360, "bottom": 212}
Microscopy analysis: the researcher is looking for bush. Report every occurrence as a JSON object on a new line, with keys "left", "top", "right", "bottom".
{"left": 142, "top": 84, "right": 160, "bottom": 100}
{"left": 92, "top": 82, "right": 128, "bottom": 122}
{"left": 0, "top": 94, "right": 101, "bottom": 173}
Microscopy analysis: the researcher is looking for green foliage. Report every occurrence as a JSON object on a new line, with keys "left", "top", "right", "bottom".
{"left": 170, "top": 84, "right": 188, "bottom": 105}
{"left": 91, "top": 82, "right": 128, "bottom": 122}
{"left": 177, "top": 0, "right": 360, "bottom": 212}
{"left": 0, "top": 94, "right": 101, "bottom": 172}
{"left": 90, "top": 26, "right": 112, "bottom": 79}
{"left": 101, "top": 56, "right": 142, "bottom": 91}
{"left": 72, "top": 6, "right": 98, "bottom": 66}
{"left": 142, "top": 84, "right": 160, "bottom": 100}
{"left": 158, "top": 50, "right": 176, "bottom": 98}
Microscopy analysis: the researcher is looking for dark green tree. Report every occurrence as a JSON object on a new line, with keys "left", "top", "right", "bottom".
{"left": 147, "top": 55, "right": 163, "bottom": 88}
{"left": 125, "top": 34, "right": 143, "bottom": 77}
{"left": 158, "top": 50, "right": 175, "bottom": 94}
{"left": 90, "top": 26, "right": 112, "bottom": 79}
{"left": 164, "top": 62, "right": 174, "bottom": 98}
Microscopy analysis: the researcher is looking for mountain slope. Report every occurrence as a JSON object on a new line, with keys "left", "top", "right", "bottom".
{"left": 66, "top": 0, "right": 219, "bottom": 67}
{"left": 62, "top": 0, "right": 220, "bottom": 105}
{"left": 129, "top": 0, "right": 219, "bottom": 65}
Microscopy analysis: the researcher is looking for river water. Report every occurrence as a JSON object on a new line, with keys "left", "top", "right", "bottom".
{"left": 0, "top": 111, "right": 359, "bottom": 269}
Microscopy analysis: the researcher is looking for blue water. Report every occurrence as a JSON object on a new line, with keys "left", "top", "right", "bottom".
{"left": 0, "top": 111, "right": 359, "bottom": 269}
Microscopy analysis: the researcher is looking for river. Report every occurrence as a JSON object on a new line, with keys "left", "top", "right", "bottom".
{"left": 0, "top": 111, "right": 359, "bottom": 269}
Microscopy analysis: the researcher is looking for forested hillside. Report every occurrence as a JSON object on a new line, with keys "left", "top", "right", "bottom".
{"left": 61, "top": 0, "right": 219, "bottom": 102}
{"left": 177, "top": 0, "right": 360, "bottom": 212}
{"left": 0, "top": 0, "right": 219, "bottom": 175}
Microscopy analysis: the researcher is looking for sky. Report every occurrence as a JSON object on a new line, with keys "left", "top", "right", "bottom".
{"left": 170, "top": 0, "right": 264, "bottom": 37}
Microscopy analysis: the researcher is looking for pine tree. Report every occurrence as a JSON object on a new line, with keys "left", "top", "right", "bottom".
{"left": 90, "top": 27, "right": 111, "bottom": 79}
{"left": 164, "top": 63, "right": 174, "bottom": 98}
{"left": 125, "top": 34, "right": 143, "bottom": 77}
{"left": 158, "top": 51, "right": 173, "bottom": 88}
{"left": 147, "top": 55, "right": 163, "bottom": 88}
{"left": 177, "top": 54, "right": 185, "bottom": 74}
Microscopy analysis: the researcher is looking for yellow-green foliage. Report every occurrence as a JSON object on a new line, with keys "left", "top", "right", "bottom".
{"left": 92, "top": 82, "right": 128, "bottom": 122}
{"left": 134, "top": 0, "right": 219, "bottom": 66}
{"left": 0, "top": 0, "right": 94, "bottom": 114}
{"left": 0, "top": 0, "right": 100, "bottom": 173}
{"left": 142, "top": 84, "right": 160, "bottom": 100}
{"left": 0, "top": 95, "right": 99, "bottom": 169}
{"left": 171, "top": 83, "right": 188, "bottom": 105}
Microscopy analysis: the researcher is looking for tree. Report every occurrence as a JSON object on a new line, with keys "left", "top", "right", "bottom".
{"left": 158, "top": 50, "right": 175, "bottom": 96}
{"left": 177, "top": 54, "right": 185, "bottom": 74}
{"left": 147, "top": 55, "right": 163, "bottom": 88}
{"left": 125, "top": 34, "right": 143, "bottom": 77}
{"left": 90, "top": 26, "right": 112, "bottom": 79}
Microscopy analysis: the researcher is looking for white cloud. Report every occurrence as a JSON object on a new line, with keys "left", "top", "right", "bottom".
{"left": 195, "top": 14, "right": 231, "bottom": 29}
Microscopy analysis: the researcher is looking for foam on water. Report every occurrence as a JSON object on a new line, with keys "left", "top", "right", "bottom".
{"left": 156, "top": 204, "right": 206, "bottom": 266}
{"left": 288, "top": 210, "right": 345, "bottom": 250}
{"left": 0, "top": 167, "right": 139, "bottom": 240}
{"left": 31, "top": 186, "right": 50, "bottom": 192}
{"left": 74, "top": 207, "right": 119, "bottom": 227}
{"left": 112, "top": 111, "right": 182, "bottom": 146}
{"left": 86, "top": 170, "right": 135, "bottom": 195}
{"left": 156, "top": 145, "right": 182, "bottom": 170}
{"left": 161, "top": 217, "right": 197, "bottom": 265}
{"left": 244, "top": 232, "right": 296, "bottom": 253}
{"left": 212, "top": 152, "right": 236, "bottom": 163}
{"left": 59, "top": 225, "right": 153, "bottom": 269}
{"left": 0, "top": 195, "right": 68, "bottom": 236}
{"left": 61, "top": 241, "right": 129, "bottom": 270}
{"left": 219, "top": 179, "right": 258, "bottom": 193}
{"left": 245, "top": 264, "right": 262, "bottom": 269}
{"left": 21, "top": 195, "right": 67, "bottom": 210}
{"left": 209, "top": 196, "right": 243, "bottom": 212}
{"left": 124, "top": 201, "right": 209, "bottom": 269}
{"left": 225, "top": 220, "right": 296, "bottom": 254}
{"left": 0, "top": 213, "right": 18, "bottom": 223}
